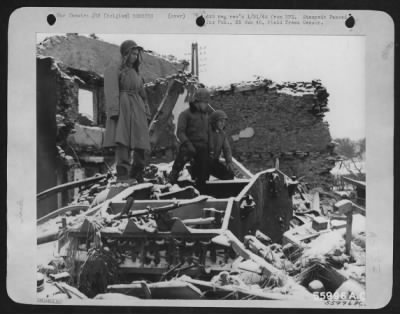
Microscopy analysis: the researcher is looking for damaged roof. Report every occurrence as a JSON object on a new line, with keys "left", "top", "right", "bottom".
{"left": 37, "top": 34, "right": 185, "bottom": 83}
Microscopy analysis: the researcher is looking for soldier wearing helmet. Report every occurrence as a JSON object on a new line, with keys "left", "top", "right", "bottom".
{"left": 103, "top": 40, "right": 151, "bottom": 183}
{"left": 168, "top": 87, "right": 211, "bottom": 191}
{"left": 208, "top": 110, "right": 234, "bottom": 180}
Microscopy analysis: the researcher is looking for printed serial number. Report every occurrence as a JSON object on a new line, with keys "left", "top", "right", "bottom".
{"left": 313, "top": 291, "right": 366, "bottom": 305}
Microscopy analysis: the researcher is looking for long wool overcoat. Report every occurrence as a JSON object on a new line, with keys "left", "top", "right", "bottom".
{"left": 103, "top": 64, "right": 151, "bottom": 151}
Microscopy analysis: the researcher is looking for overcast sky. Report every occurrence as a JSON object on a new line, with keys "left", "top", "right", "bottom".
{"left": 38, "top": 33, "right": 365, "bottom": 140}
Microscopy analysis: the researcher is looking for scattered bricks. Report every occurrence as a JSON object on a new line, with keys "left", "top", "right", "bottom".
{"left": 312, "top": 216, "right": 329, "bottom": 231}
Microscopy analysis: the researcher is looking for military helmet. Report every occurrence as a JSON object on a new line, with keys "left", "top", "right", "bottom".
{"left": 193, "top": 88, "right": 211, "bottom": 103}
{"left": 210, "top": 110, "right": 228, "bottom": 125}
{"left": 120, "top": 40, "right": 142, "bottom": 56}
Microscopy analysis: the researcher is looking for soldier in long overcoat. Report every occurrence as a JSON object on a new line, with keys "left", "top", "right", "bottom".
{"left": 103, "top": 40, "right": 151, "bottom": 182}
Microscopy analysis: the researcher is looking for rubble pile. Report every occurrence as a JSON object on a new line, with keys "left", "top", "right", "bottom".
{"left": 38, "top": 56, "right": 108, "bottom": 173}
{"left": 210, "top": 78, "right": 336, "bottom": 189}
{"left": 37, "top": 57, "right": 82, "bottom": 148}
{"left": 36, "top": 36, "right": 188, "bottom": 215}
{"left": 37, "top": 163, "right": 365, "bottom": 302}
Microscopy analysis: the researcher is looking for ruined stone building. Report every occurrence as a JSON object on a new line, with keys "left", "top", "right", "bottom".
{"left": 37, "top": 34, "right": 187, "bottom": 215}
{"left": 37, "top": 34, "right": 337, "bottom": 217}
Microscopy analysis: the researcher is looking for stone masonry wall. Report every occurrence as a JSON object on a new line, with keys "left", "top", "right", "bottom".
{"left": 210, "top": 80, "right": 336, "bottom": 189}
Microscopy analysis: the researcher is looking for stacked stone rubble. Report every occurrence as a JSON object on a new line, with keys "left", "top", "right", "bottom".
{"left": 210, "top": 79, "right": 336, "bottom": 189}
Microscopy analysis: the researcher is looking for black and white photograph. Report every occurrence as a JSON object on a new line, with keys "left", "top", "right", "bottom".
{"left": 7, "top": 8, "right": 394, "bottom": 308}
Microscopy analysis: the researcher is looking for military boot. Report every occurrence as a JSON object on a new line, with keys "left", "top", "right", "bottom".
{"left": 168, "top": 169, "right": 179, "bottom": 185}
{"left": 116, "top": 164, "right": 131, "bottom": 182}
{"left": 130, "top": 164, "right": 144, "bottom": 183}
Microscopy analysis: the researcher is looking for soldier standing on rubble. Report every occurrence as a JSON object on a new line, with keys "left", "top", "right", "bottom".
{"left": 168, "top": 88, "right": 211, "bottom": 191}
{"left": 208, "top": 110, "right": 235, "bottom": 180}
{"left": 103, "top": 40, "right": 152, "bottom": 183}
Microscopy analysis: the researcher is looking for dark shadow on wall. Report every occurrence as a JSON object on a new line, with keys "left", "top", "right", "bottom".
{"left": 37, "top": 58, "right": 58, "bottom": 217}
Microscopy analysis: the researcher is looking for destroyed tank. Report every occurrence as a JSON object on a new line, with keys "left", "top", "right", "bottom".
{"left": 38, "top": 160, "right": 295, "bottom": 297}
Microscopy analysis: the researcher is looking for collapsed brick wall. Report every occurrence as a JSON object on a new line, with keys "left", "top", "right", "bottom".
{"left": 210, "top": 81, "right": 336, "bottom": 189}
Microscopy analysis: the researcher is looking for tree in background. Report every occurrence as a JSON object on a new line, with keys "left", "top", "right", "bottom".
{"left": 334, "top": 137, "right": 366, "bottom": 180}
{"left": 335, "top": 137, "right": 365, "bottom": 160}
{"left": 357, "top": 138, "right": 366, "bottom": 158}
{"left": 335, "top": 138, "right": 357, "bottom": 159}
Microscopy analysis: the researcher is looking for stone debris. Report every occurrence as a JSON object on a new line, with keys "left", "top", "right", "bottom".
{"left": 37, "top": 162, "right": 365, "bottom": 302}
